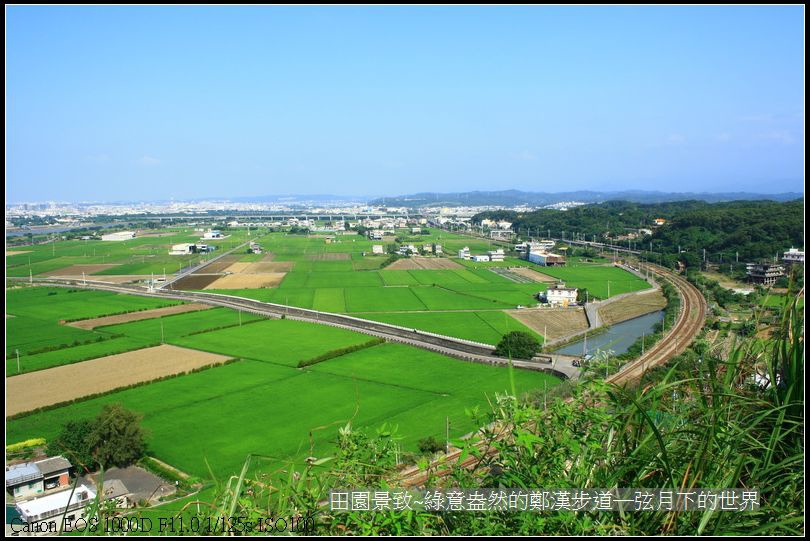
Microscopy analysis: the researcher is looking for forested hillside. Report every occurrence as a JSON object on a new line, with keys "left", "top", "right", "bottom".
{"left": 473, "top": 199, "right": 804, "bottom": 267}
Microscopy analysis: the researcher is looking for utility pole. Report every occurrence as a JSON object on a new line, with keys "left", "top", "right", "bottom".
{"left": 160, "top": 320, "right": 165, "bottom": 344}
{"left": 16, "top": 349, "right": 20, "bottom": 374}
{"left": 543, "top": 381, "right": 547, "bottom": 410}
{"left": 445, "top": 416, "right": 450, "bottom": 454}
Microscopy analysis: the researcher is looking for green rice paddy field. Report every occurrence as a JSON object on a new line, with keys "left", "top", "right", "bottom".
{"left": 6, "top": 228, "right": 258, "bottom": 277}
{"left": 7, "top": 302, "right": 558, "bottom": 479}
{"left": 6, "top": 228, "right": 651, "bottom": 481}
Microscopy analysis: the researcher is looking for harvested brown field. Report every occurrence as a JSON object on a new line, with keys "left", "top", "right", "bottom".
{"left": 6, "top": 345, "right": 232, "bottom": 416}
{"left": 6, "top": 250, "right": 31, "bottom": 256}
{"left": 197, "top": 255, "right": 242, "bottom": 273}
{"left": 598, "top": 290, "right": 667, "bottom": 326}
{"left": 224, "top": 262, "right": 252, "bottom": 273}
{"left": 173, "top": 274, "right": 223, "bottom": 290}
{"left": 509, "top": 267, "right": 558, "bottom": 283}
{"left": 507, "top": 307, "right": 589, "bottom": 341}
{"left": 386, "top": 256, "right": 463, "bottom": 270}
{"left": 306, "top": 253, "right": 350, "bottom": 261}
{"left": 243, "top": 261, "right": 294, "bottom": 273}
{"left": 67, "top": 303, "right": 213, "bottom": 330}
{"left": 204, "top": 273, "right": 286, "bottom": 289}
{"left": 42, "top": 264, "right": 120, "bottom": 277}
{"left": 226, "top": 260, "right": 294, "bottom": 274}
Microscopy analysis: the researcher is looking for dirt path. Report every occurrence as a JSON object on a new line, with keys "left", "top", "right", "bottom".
{"left": 66, "top": 303, "right": 213, "bottom": 329}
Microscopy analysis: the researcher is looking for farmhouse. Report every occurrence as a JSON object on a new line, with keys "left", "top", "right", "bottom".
{"left": 783, "top": 247, "right": 804, "bottom": 266}
{"left": 528, "top": 251, "right": 566, "bottom": 266}
{"left": 169, "top": 243, "right": 195, "bottom": 255}
{"left": 202, "top": 229, "right": 224, "bottom": 239}
{"left": 542, "top": 283, "right": 578, "bottom": 307}
{"left": 488, "top": 249, "right": 505, "bottom": 262}
{"left": 15, "top": 484, "right": 96, "bottom": 531}
{"left": 6, "top": 463, "right": 42, "bottom": 499}
{"left": 6, "top": 456, "right": 72, "bottom": 499}
{"left": 458, "top": 246, "right": 471, "bottom": 260}
{"left": 472, "top": 255, "right": 490, "bottom": 262}
{"left": 101, "top": 231, "right": 135, "bottom": 242}
{"left": 746, "top": 263, "right": 785, "bottom": 286}
{"left": 433, "top": 244, "right": 443, "bottom": 255}
{"left": 169, "top": 243, "right": 216, "bottom": 255}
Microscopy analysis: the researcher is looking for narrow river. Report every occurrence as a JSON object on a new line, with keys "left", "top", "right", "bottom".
{"left": 555, "top": 310, "right": 665, "bottom": 357}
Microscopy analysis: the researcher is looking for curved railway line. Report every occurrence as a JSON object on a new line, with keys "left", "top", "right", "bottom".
{"left": 8, "top": 261, "right": 705, "bottom": 488}
{"left": 395, "top": 261, "right": 707, "bottom": 487}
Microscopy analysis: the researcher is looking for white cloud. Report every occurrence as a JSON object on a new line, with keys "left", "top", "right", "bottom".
{"left": 137, "top": 155, "right": 161, "bottom": 166}
{"left": 512, "top": 150, "right": 537, "bottom": 161}
{"left": 84, "top": 153, "right": 111, "bottom": 164}
{"left": 759, "top": 130, "right": 796, "bottom": 145}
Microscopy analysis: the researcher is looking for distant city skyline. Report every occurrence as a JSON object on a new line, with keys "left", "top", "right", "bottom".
{"left": 7, "top": 5, "right": 805, "bottom": 202}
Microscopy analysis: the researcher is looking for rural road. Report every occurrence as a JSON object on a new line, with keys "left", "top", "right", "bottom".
{"left": 392, "top": 261, "right": 707, "bottom": 487}
{"left": 10, "top": 277, "right": 578, "bottom": 380}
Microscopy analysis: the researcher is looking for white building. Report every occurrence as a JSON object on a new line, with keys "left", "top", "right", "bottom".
{"left": 15, "top": 484, "right": 96, "bottom": 531}
{"left": 101, "top": 231, "right": 135, "bottom": 242}
{"left": 372, "top": 244, "right": 384, "bottom": 254}
{"left": 472, "top": 255, "right": 490, "bottom": 262}
{"left": 202, "top": 229, "right": 224, "bottom": 239}
{"left": 170, "top": 243, "right": 195, "bottom": 255}
{"left": 488, "top": 249, "right": 505, "bottom": 262}
{"left": 783, "top": 247, "right": 804, "bottom": 266}
{"left": 528, "top": 251, "right": 566, "bottom": 266}
{"left": 543, "top": 283, "right": 578, "bottom": 307}
{"left": 458, "top": 246, "right": 471, "bottom": 260}
{"left": 433, "top": 244, "right": 443, "bottom": 255}
{"left": 529, "top": 240, "right": 556, "bottom": 252}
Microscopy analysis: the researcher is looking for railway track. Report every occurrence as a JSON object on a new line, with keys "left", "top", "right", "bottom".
{"left": 7, "top": 277, "right": 570, "bottom": 378}
{"left": 8, "top": 263, "right": 704, "bottom": 488}
{"left": 395, "top": 262, "right": 707, "bottom": 487}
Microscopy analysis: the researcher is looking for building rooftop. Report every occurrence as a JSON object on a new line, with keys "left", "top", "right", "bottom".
{"left": 16, "top": 484, "right": 95, "bottom": 521}
{"left": 6, "top": 463, "right": 41, "bottom": 487}
{"left": 35, "top": 457, "right": 72, "bottom": 477}
{"left": 97, "top": 479, "right": 131, "bottom": 501}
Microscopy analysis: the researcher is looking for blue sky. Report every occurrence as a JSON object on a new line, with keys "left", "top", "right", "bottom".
{"left": 6, "top": 6, "right": 805, "bottom": 202}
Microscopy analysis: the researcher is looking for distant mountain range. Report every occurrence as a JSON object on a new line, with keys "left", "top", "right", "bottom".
{"left": 369, "top": 189, "right": 804, "bottom": 208}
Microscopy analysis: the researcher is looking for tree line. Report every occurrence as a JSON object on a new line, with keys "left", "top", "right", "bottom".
{"left": 473, "top": 199, "right": 804, "bottom": 270}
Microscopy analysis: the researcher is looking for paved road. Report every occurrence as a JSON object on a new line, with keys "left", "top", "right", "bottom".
{"left": 11, "top": 277, "right": 577, "bottom": 379}
{"left": 394, "top": 261, "right": 706, "bottom": 487}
